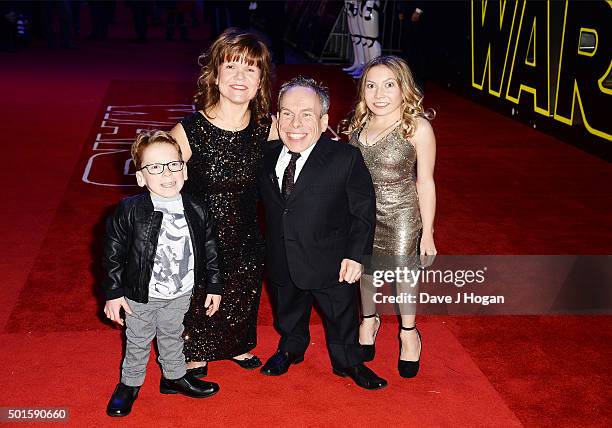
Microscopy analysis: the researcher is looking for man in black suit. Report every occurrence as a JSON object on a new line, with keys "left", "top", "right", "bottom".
{"left": 258, "top": 76, "right": 387, "bottom": 390}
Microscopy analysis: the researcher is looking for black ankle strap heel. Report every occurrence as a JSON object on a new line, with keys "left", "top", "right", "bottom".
{"left": 360, "top": 314, "right": 380, "bottom": 362}
{"left": 398, "top": 324, "right": 422, "bottom": 378}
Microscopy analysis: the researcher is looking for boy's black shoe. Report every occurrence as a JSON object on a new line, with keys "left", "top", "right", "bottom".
{"left": 106, "top": 383, "right": 140, "bottom": 417}
{"left": 160, "top": 373, "right": 219, "bottom": 398}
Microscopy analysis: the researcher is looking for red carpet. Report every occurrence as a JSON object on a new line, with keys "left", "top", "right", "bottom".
{"left": 2, "top": 324, "right": 521, "bottom": 427}
{"left": 2, "top": 15, "right": 612, "bottom": 425}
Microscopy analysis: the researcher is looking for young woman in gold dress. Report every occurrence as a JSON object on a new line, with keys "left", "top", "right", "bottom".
{"left": 347, "top": 55, "right": 437, "bottom": 378}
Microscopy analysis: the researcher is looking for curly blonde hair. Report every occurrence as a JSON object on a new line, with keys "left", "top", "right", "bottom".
{"left": 193, "top": 28, "right": 272, "bottom": 127}
{"left": 346, "top": 55, "right": 434, "bottom": 139}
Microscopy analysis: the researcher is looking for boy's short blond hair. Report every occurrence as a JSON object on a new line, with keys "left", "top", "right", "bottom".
{"left": 131, "top": 130, "right": 183, "bottom": 170}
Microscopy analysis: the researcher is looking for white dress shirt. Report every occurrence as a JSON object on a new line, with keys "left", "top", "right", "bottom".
{"left": 274, "top": 142, "right": 318, "bottom": 190}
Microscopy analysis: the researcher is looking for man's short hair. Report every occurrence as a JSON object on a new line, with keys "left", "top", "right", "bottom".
{"left": 277, "top": 76, "right": 330, "bottom": 116}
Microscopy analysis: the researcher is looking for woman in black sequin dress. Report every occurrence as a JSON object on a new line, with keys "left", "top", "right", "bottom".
{"left": 170, "top": 29, "right": 277, "bottom": 374}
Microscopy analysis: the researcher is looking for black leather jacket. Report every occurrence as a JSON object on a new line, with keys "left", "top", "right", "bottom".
{"left": 102, "top": 193, "right": 223, "bottom": 303}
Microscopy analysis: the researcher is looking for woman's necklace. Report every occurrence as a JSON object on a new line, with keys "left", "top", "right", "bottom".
{"left": 364, "top": 118, "right": 401, "bottom": 146}
{"left": 211, "top": 107, "right": 250, "bottom": 132}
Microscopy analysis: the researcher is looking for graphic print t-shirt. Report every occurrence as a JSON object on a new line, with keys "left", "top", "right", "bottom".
{"left": 148, "top": 194, "right": 194, "bottom": 299}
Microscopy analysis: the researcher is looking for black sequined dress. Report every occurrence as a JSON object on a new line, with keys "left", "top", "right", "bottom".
{"left": 180, "top": 112, "right": 269, "bottom": 361}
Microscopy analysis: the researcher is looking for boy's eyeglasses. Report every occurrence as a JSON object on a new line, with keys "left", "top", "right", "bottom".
{"left": 138, "top": 161, "right": 185, "bottom": 175}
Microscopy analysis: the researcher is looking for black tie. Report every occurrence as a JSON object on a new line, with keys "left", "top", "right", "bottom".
{"left": 281, "top": 151, "right": 301, "bottom": 199}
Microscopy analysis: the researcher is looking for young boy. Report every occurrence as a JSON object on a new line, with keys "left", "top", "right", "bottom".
{"left": 102, "top": 130, "right": 223, "bottom": 417}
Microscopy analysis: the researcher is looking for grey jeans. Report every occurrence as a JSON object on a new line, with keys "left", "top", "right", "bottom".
{"left": 121, "top": 294, "right": 190, "bottom": 386}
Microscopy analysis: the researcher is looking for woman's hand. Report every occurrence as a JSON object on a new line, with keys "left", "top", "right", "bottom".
{"left": 420, "top": 233, "right": 436, "bottom": 256}
{"left": 419, "top": 233, "right": 437, "bottom": 268}
{"left": 268, "top": 114, "right": 279, "bottom": 141}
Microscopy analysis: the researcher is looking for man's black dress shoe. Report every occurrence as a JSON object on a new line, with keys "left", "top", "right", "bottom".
{"left": 106, "top": 383, "right": 140, "bottom": 417}
{"left": 160, "top": 373, "right": 219, "bottom": 398}
{"left": 333, "top": 363, "right": 388, "bottom": 390}
{"left": 229, "top": 355, "right": 262, "bottom": 369}
{"left": 260, "top": 350, "right": 304, "bottom": 376}
{"left": 186, "top": 365, "right": 208, "bottom": 378}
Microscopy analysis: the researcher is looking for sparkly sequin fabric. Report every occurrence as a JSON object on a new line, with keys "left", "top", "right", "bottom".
{"left": 350, "top": 126, "right": 422, "bottom": 258}
{"left": 181, "top": 112, "right": 269, "bottom": 361}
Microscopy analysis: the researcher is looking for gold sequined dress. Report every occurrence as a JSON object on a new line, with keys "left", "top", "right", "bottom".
{"left": 350, "top": 126, "right": 422, "bottom": 260}
{"left": 180, "top": 112, "right": 269, "bottom": 361}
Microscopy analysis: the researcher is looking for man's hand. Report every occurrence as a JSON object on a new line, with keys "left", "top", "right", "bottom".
{"left": 104, "top": 297, "right": 132, "bottom": 326}
{"left": 338, "top": 259, "right": 363, "bottom": 284}
{"left": 204, "top": 294, "right": 222, "bottom": 317}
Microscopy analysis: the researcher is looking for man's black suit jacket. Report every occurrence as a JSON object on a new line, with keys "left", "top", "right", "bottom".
{"left": 258, "top": 135, "right": 376, "bottom": 290}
